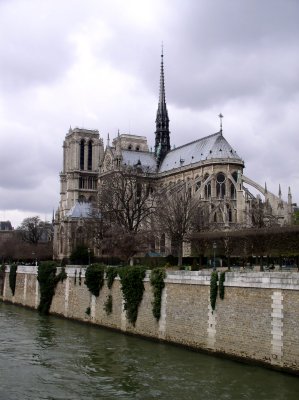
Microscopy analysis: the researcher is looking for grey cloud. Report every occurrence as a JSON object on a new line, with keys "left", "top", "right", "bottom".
{"left": 99, "top": 0, "right": 299, "bottom": 111}
{"left": 0, "top": 0, "right": 298, "bottom": 225}
{"left": 0, "top": 0, "right": 86, "bottom": 90}
{"left": 0, "top": 180, "right": 59, "bottom": 213}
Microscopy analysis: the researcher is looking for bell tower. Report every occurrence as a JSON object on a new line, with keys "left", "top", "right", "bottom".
{"left": 58, "top": 127, "right": 104, "bottom": 218}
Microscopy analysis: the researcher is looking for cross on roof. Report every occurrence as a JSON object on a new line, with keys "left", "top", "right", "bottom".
{"left": 218, "top": 113, "right": 223, "bottom": 133}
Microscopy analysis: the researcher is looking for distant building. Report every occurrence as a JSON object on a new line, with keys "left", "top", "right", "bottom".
{"left": 0, "top": 221, "right": 13, "bottom": 231}
{"left": 53, "top": 53, "right": 294, "bottom": 260}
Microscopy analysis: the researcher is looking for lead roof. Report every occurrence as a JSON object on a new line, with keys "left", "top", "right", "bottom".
{"left": 159, "top": 132, "right": 242, "bottom": 172}
{"left": 119, "top": 132, "right": 242, "bottom": 173}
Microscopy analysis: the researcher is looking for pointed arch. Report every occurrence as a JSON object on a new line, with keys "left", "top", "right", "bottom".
{"left": 88, "top": 140, "right": 93, "bottom": 170}
{"left": 216, "top": 172, "right": 226, "bottom": 198}
{"left": 80, "top": 139, "right": 85, "bottom": 170}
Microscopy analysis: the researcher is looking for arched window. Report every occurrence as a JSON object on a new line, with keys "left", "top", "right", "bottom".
{"left": 227, "top": 206, "right": 232, "bottom": 222}
{"left": 88, "top": 140, "right": 92, "bottom": 170}
{"left": 216, "top": 172, "right": 226, "bottom": 198}
{"left": 230, "top": 181, "right": 236, "bottom": 199}
{"left": 80, "top": 139, "right": 85, "bottom": 170}
{"left": 149, "top": 236, "right": 155, "bottom": 252}
{"left": 232, "top": 171, "right": 238, "bottom": 182}
{"left": 205, "top": 181, "right": 211, "bottom": 199}
{"left": 78, "top": 195, "right": 86, "bottom": 203}
{"left": 136, "top": 182, "right": 142, "bottom": 200}
{"left": 195, "top": 176, "right": 201, "bottom": 192}
{"left": 76, "top": 227, "right": 84, "bottom": 245}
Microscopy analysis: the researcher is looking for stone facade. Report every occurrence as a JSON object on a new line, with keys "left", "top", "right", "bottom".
{"left": 1, "top": 266, "right": 299, "bottom": 375}
{"left": 53, "top": 54, "right": 294, "bottom": 260}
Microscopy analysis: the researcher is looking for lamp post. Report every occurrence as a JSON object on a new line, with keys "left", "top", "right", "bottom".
{"left": 32, "top": 252, "right": 37, "bottom": 266}
{"left": 213, "top": 242, "right": 217, "bottom": 271}
{"left": 88, "top": 248, "right": 91, "bottom": 266}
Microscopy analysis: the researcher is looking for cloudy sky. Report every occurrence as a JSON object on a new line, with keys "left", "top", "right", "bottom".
{"left": 1, "top": 0, "right": 298, "bottom": 228}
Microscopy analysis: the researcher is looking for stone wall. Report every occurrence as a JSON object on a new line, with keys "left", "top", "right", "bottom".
{"left": 1, "top": 266, "right": 299, "bottom": 375}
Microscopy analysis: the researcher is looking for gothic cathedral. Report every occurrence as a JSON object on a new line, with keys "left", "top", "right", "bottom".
{"left": 53, "top": 53, "right": 293, "bottom": 261}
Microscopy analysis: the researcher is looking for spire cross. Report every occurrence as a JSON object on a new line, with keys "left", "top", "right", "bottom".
{"left": 218, "top": 113, "right": 223, "bottom": 133}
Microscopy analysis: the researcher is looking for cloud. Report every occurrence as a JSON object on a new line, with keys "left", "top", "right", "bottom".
{"left": 0, "top": 0, "right": 298, "bottom": 228}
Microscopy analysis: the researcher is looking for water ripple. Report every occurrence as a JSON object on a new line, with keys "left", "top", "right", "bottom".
{"left": 1, "top": 302, "right": 299, "bottom": 400}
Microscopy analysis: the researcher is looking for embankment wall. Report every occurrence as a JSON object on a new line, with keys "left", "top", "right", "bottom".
{"left": 1, "top": 266, "right": 299, "bottom": 375}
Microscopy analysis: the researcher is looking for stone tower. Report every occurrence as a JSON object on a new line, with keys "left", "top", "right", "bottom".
{"left": 58, "top": 127, "right": 104, "bottom": 219}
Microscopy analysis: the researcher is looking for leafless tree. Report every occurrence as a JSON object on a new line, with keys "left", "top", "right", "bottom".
{"left": 0, "top": 231, "right": 53, "bottom": 263}
{"left": 156, "top": 182, "right": 201, "bottom": 266}
{"left": 18, "top": 216, "right": 45, "bottom": 245}
{"left": 89, "top": 166, "right": 157, "bottom": 262}
{"left": 250, "top": 198, "right": 280, "bottom": 228}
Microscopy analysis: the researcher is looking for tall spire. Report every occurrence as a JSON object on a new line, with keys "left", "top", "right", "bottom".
{"left": 288, "top": 186, "right": 292, "bottom": 205}
{"left": 155, "top": 45, "right": 170, "bottom": 167}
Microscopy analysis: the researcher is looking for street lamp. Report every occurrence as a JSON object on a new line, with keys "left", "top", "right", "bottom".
{"left": 213, "top": 242, "right": 217, "bottom": 271}
{"left": 32, "top": 252, "right": 37, "bottom": 266}
{"left": 88, "top": 248, "right": 91, "bottom": 266}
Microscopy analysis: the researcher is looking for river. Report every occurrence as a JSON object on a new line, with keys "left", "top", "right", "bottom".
{"left": 0, "top": 302, "right": 298, "bottom": 400}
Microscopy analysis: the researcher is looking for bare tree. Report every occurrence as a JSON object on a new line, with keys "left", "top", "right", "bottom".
{"left": 250, "top": 198, "right": 280, "bottom": 228}
{"left": 18, "top": 216, "right": 44, "bottom": 245}
{"left": 156, "top": 182, "right": 201, "bottom": 266}
{"left": 90, "top": 166, "right": 157, "bottom": 262}
{"left": 100, "top": 167, "right": 156, "bottom": 232}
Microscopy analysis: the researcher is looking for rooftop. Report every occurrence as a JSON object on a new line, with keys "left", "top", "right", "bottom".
{"left": 159, "top": 132, "right": 243, "bottom": 172}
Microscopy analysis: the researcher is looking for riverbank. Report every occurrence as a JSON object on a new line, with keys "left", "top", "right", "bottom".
{"left": 1, "top": 265, "right": 299, "bottom": 375}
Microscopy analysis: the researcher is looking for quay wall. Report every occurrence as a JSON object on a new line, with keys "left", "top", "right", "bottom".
{"left": 1, "top": 266, "right": 299, "bottom": 374}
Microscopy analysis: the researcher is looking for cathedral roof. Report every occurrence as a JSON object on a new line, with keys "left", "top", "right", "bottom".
{"left": 159, "top": 132, "right": 243, "bottom": 173}
{"left": 66, "top": 202, "right": 91, "bottom": 218}
{"left": 121, "top": 150, "right": 156, "bottom": 170}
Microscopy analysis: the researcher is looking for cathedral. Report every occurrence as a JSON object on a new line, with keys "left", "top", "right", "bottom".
{"left": 53, "top": 53, "right": 294, "bottom": 261}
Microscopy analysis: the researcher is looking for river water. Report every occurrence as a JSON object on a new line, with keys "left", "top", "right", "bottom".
{"left": 0, "top": 303, "right": 299, "bottom": 400}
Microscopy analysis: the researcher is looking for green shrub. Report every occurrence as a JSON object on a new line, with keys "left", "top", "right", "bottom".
{"left": 119, "top": 266, "right": 146, "bottom": 325}
{"left": 150, "top": 267, "right": 166, "bottom": 321}
{"left": 37, "top": 262, "right": 67, "bottom": 315}
{"left": 9, "top": 264, "right": 18, "bottom": 296}
{"left": 85, "top": 264, "right": 105, "bottom": 297}
{"left": 219, "top": 272, "right": 226, "bottom": 300}
{"left": 210, "top": 271, "right": 218, "bottom": 311}
{"left": 105, "top": 267, "right": 118, "bottom": 289}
